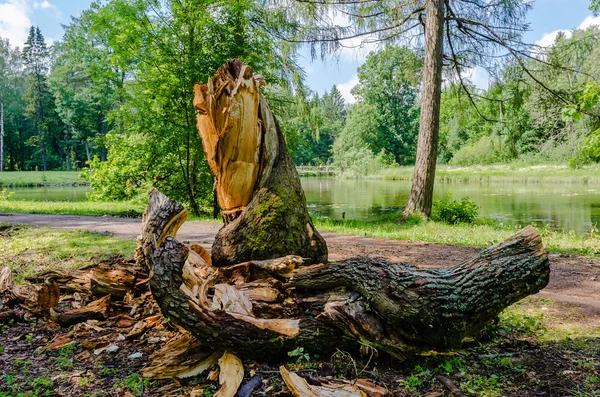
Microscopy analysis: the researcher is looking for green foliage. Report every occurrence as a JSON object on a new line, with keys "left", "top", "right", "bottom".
{"left": 287, "top": 347, "right": 311, "bottom": 364}
{"left": 0, "top": 189, "right": 14, "bottom": 200}
{"left": 333, "top": 47, "right": 421, "bottom": 171}
{"left": 449, "top": 135, "right": 508, "bottom": 166}
{"left": 431, "top": 193, "right": 479, "bottom": 224}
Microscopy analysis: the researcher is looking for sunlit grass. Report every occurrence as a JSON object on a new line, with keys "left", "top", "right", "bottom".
{"left": 0, "top": 200, "right": 145, "bottom": 217}
{"left": 0, "top": 224, "right": 136, "bottom": 280}
{"left": 314, "top": 217, "right": 600, "bottom": 256}
{"left": 375, "top": 164, "right": 600, "bottom": 184}
{"left": 0, "top": 171, "right": 86, "bottom": 187}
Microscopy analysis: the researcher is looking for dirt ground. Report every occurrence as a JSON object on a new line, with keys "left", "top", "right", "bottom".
{"left": 0, "top": 215, "right": 599, "bottom": 396}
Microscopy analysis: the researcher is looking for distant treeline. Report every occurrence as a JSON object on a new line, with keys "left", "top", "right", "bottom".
{"left": 0, "top": 0, "right": 599, "bottom": 213}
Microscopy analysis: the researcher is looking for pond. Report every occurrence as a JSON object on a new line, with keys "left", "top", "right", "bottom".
{"left": 8, "top": 179, "right": 600, "bottom": 233}
{"left": 300, "top": 177, "right": 600, "bottom": 233}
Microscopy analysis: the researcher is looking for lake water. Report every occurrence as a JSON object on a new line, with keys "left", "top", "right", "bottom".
{"left": 8, "top": 179, "right": 600, "bottom": 233}
{"left": 301, "top": 178, "right": 600, "bottom": 233}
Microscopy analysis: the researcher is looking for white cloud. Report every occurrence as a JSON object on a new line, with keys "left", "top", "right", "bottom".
{"left": 577, "top": 15, "right": 600, "bottom": 30}
{"left": 463, "top": 67, "right": 489, "bottom": 91}
{"left": 336, "top": 74, "right": 359, "bottom": 104}
{"left": 535, "top": 29, "right": 570, "bottom": 48}
{"left": 535, "top": 15, "right": 600, "bottom": 49}
{"left": 329, "top": 11, "right": 379, "bottom": 62}
{"left": 33, "top": 0, "right": 55, "bottom": 9}
{"left": 0, "top": 0, "right": 31, "bottom": 47}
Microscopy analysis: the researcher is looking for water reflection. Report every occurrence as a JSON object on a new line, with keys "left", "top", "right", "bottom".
{"left": 301, "top": 177, "right": 600, "bottom": 233}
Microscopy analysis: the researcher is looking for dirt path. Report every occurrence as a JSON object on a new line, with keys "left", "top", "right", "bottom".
{"left": 2, "top": 212, "right": 600, "bottom": 315}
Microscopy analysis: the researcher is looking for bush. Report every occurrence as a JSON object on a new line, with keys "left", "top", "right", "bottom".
{"left": 431, "top": 192, "right": 479, "bottom": 224}
{"left": 449, "top": 135, "right": 508, "bottom": 166}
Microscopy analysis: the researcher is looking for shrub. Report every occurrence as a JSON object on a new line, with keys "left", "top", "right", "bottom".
{"left": 431, "top": 192, "right": 479, "bottom": 224}
{"left": 449, "top": 135, "right": 508, "bottom": 166}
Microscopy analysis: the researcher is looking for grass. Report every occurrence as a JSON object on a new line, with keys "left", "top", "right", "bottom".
{"left": 314, "top": 217, "right": 600, "bottom": 256}
{"left": 0, "top": 200, "right": 145, "bottom": 217}
{"left": 375, "top": 164, "right": 600, "bottom": 184}
{"left": 0, "top": 224, "right": 136, "bottom": 280}
{"left": 0, "top": 171, "right": 86, "bottom": 187}
{"left": 0, "top": 223, "right": 598, "bottom": 397}
{"left": 0, "top": 197, "right": 598, "bottom": 256}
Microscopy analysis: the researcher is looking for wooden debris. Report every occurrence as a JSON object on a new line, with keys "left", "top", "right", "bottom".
{"left": 26, "top": 267, "right": 92, "bottom": 293}
{"left": 90, "top": 263, "right": 144, "bottom": 299}
{"left": 51, "top": 295, "right": 111, "bottom": 326}
{"left": 354, "top": 379, "right": 388, "bottom": 397}
{"left": 279, "top": 366, "right": 367, "bottom": 397}
{"left": 436, "top": 375, "right": 466, "bottom": 397}
{"left": 215, "top": 351, "right": 244, "bottom": 397}
{"left": 235, "top": 375, "right": 262, "bottom": 397}
{"left": 0, "top": 265, "right": 13, "bottom": 293}
{"left": 141, "top": 333, "right": 222, "bottom": 379}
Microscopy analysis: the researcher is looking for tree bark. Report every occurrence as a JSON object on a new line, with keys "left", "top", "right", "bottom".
{"left": 1, "top": 101, "right": 4, "bottom": 172}
{"left": 138, "top": 189, "right": 550, "bottom": 361}
{"left": 403, "top": 0, "right": 445, "bottom": 217}
{"left": 193, "top": 59, "right": 327, "bottom": 266}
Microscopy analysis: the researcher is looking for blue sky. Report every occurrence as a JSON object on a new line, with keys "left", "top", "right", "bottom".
{"left": 1, "top": 0, "right": 598, "bottom": 103}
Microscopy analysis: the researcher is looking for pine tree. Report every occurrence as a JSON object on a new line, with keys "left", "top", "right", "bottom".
{"left": 22, "top": 26, "right": 53, "bottom": 171}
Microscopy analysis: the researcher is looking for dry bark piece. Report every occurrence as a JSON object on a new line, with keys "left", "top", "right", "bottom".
{"left": 142, "top": 333, "right": 222, "bottom": 379}
{"left": 42, "top": 335, "right": 73, "bottom": 352}
{"left": 235, "top": 375, "right": 262, "bottom": 397}
{"left": 26, "top": 267, "right": 93, "bottom": 293}
{"left": 215, "top": 351, "right": 244, "bottom": 397}
{"left": 436, "top": 375, "right": 466, "bottom": 397}
{"left": 50, "top": 295, "right": 111, "bottom": 327}
{"left": 193, "top": 59, "right": 327, "bottom": 266}
{"left": 354, "top": 380, "right": 388, "bottom": 397}
{"left": 91, "top": 263, "right": 145, "bottom": 299}
{"left": 280, "top": 366, "right": 367, "bottom": 397}
{"left": 0, "top": 265, "right": 13, "bottom": 293}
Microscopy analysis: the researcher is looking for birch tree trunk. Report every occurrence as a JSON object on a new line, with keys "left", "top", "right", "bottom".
{"left": 403, "top": 0, "right": 445, "bottom": 217}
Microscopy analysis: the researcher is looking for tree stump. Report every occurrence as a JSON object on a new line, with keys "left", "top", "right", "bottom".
{"left": 135, "top": 60, "right": 550, "bottom": 361}
{"left": 137, "top": 189, "right": 550, "bottom": 361}
{"left": 192, "top": 59, "right": 327, "bottom": 266}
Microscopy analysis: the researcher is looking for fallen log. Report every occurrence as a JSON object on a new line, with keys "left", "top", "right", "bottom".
{"left": 192, "top": 59, "right": 327, "bottom": 266}
{"left": 50, "top": 295, "right": 111, "bottom": 326}
{"left": 139, "top": 189, "right": 549, "bottom": 360}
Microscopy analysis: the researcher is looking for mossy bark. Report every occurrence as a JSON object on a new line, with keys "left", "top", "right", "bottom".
{"left": 193, "top": 59, "right": 327, "bottom": 266}
{"left": 138, "top": 189, "right": 550, "bottom": 361}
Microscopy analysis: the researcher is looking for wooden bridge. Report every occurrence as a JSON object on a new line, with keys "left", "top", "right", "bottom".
{"left": 296, "top": 165, "right": 339, "bottom": 176}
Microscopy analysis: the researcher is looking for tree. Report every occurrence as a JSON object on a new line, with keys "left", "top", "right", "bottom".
{"left": 22, "top": 27, "right": 61, "bottom": 171}
{"left": 0, "top": 38, "right": 18, "bottom": 171}
{"left": 49, "top": 7, "right": 121, "bottom": 170}
{"left": 352, "top": 46, "right": 421, "bottom": 165}
{"left": 271, "top": 0, "right": 535, "bottom": 216}
{"left": 80, "top": 0, "right": 299, "bottom": 215}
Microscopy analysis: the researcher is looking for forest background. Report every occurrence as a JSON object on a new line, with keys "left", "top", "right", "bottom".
{"left": 1, "top": 0, "right": 600, "bottom": 215}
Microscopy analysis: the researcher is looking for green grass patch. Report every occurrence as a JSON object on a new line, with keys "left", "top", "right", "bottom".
{"left": 314, "top": 217, "right": 600, "bottom": 256}
{"left": 0, "top": 200, "right": 145, "bottom": 217}
{"left": 0, "top": 171, "right": 86, "bottom": 187}
{"left": 376, "top": 164, "right": 600, "bottom": 184}
{"left": 0, "top": 224, "right": 136, "bottom": 280}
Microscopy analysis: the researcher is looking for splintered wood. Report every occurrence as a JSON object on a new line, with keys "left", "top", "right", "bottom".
{"left": 193, "top": 59, "right": 264, "bottom": 217}
{"left": 192, "top": 59, "right": 328, "bottom": 266}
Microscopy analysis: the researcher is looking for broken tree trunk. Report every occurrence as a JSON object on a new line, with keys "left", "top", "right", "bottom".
{"left": 193, "top": 59, "right": 327, "bottom": 266}
{"left": 138, "top": 189, "right": 550, "bottom": 361}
